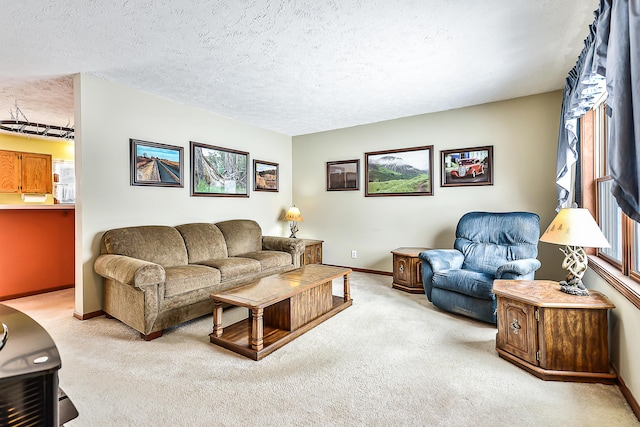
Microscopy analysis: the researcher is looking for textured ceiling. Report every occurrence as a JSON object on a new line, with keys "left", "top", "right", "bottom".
{"left": 0, "top": 0, "right": 598, "bottom": 136}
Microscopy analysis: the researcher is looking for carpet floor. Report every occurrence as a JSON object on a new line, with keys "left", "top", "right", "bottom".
{"left": 3, "top": 272, "right": 638, "bottom": 426}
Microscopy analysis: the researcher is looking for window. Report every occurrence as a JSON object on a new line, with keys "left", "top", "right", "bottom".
{"left": 583, "top": 102, "right": 640, "bottom": 303}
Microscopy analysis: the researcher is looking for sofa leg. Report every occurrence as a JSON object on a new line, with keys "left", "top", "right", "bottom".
{"left": 141, "top": 330, "right": 163, "bottom": 341}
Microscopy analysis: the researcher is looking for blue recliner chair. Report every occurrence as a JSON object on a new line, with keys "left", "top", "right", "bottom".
{"left": 418, "top": 211, "right": 541, "bottom": 323}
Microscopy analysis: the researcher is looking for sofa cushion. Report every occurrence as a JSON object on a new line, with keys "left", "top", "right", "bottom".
{"left": 215, "top": 219, "right": 262, "bottom": 257}
{"left": 101, "top": 226, "right": 188, "bottom": 267}
{"left": 164, "top": 265, "right": 221, "bottom": 298}
{"left": 432, "top": 269, "right": 495, "bottom": 300}
{"left": 197, "top": 257, "right": 261, "bottom": 281}
{"left": 176, "top": 223, "right": 228, "bottom": 264}
{"left": 240, "top": 251, "right": 292, "bottom": 270}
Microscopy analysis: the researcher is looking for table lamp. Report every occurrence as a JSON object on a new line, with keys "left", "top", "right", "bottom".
{"left": 284, "top": 206, "right": 303, "bottom": 238}
{"left": 539, "top": 207, "right": 610, "bottom": 296}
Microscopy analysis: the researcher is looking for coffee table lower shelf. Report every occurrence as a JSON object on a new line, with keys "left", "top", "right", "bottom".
{"left": 210, "top": 296, "right": 351, "bottom": 360}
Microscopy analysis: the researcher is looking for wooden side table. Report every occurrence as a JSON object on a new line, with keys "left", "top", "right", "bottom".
{"left": 391, "top": 247, "right": 429, "bottom": 294}
{"left": 493, "top": 279, "right": 616, "bottom": 383}
{"left": 299, "top": 239, "right": 323, "bottom": 265}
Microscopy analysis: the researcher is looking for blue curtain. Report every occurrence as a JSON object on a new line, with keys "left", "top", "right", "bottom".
{"left": 555, "top": 4, "right": 607, "bottom": 211}
{"left": 605, "top": 0, "right": 640, "bottom": 222}
{"left": 557, "top": 0, "right": 640, "bottom": 222}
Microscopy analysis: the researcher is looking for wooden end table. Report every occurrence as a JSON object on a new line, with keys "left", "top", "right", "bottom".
{"left": 210, "top": 264, "right": 351, "bottom": 360}
{"left": 299, "top": 238, "right": 323, "bottom": 265}
{"left": 391, "top": 247, "right": 429, "bottom": 294}
{"left": 493, "top": 279, "right": 616, "bottom": 383}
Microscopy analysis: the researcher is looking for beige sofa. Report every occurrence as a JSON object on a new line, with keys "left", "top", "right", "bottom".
{"left": 94, "top": 219, "right": 304, "bottom": 340}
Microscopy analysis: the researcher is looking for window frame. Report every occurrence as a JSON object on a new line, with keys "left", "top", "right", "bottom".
{"left": 581, "top": 103, "right": 640, "bottom": 309}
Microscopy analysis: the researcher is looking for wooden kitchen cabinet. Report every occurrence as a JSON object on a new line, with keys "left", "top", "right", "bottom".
{"left": 493, "top": 279, "right": 616, "bottom": 383}
{"left": 0, "top": 149, "right": 52, "bottom": 194}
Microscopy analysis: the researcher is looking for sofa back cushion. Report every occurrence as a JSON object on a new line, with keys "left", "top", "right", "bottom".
{"left": 215, "top": 219, "right": 262, "bottom": 256}
{"left": 175, "top": 223, "right": 228, "bottom": 264}
{"left": 454, "top": 211, "right": 540, "bottom": 275}
{"left": 101, "top": 226, "right": 188, "bottom": 267}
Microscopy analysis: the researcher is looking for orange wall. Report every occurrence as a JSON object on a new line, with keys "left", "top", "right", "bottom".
{"left": 0, "top": 208, "right": 75, "bottom": 300}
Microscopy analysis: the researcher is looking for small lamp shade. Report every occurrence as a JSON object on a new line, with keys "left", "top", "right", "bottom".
{"left": 540, "top": 208, "right": 610, "bottom": 248}
{"left": 284, "top": 206, "right": 304, "bottom": 222}
{"left": 540, "top": 207, "right": 610, "bottom": 296}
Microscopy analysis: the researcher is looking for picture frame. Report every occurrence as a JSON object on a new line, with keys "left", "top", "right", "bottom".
{"left": 327, "top": 159, "right": 360, "bottom": 191}
{"left": 130, "top": 139, "right": 183, "bottom": 187}
{"left": 440, "top": 145, "right": 493, "bottom": 187}
{"left": 190, "top": 141, "right": 249, "bottom": 197}
{"left": 365, "top": 146, "right": 434, "bottom": 197}
{"left": 253, "top": 160, "right": 279, "bottom": 192}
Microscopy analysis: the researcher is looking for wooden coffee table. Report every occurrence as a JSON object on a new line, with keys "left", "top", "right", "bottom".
{"left": 210, "top": 264, "right": 352, "bottom": 360}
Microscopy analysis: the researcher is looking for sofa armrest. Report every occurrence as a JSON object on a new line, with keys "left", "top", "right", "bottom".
{"left": 262, "top": 236, "right": 305, "bottom": 268}
{"left": 495, "top": 258, "right": 541, "bottom": 279}
{"left": 94, "top": 254, "right": 165, "bottom": 288}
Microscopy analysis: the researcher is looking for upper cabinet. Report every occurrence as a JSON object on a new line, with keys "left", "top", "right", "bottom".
{"left": 0, "top": 149, "right": 52, "bottom": 194}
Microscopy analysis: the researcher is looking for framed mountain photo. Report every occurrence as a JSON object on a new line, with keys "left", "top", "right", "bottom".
{"left": 365, "top": 146, "right": 434, "bottom": 196}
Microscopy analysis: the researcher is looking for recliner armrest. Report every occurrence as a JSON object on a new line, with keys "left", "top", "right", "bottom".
{"left": 94, "top": 254, "right": 165, "bottom": 288}
{"left": 495, "top": 258, "right": 541, "bottom": 279}
{"left": 418, "top": 249, "right": 465, "bottom": 271}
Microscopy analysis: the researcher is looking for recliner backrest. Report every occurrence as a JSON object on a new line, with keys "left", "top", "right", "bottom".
{"left": 453, "top": 211, "right": 540, "bottom": 275}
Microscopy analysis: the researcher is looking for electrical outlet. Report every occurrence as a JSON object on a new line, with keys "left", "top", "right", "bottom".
{"left": 351, "top": 250, "right": 357, "bottom": 259}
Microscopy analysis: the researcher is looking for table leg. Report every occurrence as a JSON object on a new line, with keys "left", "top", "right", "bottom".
{"left": 212, "top": 301, "right": 223, "bottom": 337}
{"left": 343, "top": 272, "right": 351, "bottom": 302}
{"left": 251, "top": 307, "right": 264, "bottom": 351}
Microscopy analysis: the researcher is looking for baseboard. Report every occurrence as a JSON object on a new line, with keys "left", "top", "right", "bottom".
{"left": 614, "top": 365, "right": 640, "bottom": 422}
{"left": 0, "top": 284, "right": 75, "bottom": 302}
{"left": 73, "top": 310, "right": 104, "bottom": 320}
{"left": 322, "top": 264, "right": 392, "bottom": 276}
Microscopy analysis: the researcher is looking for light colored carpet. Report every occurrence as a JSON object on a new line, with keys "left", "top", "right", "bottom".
{"left": 3, "top": 272, "right": 638, "bottom": 427}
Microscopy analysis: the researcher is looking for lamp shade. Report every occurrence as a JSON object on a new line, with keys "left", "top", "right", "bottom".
{"left": 284, "top": 206, "right": 303, "bottom": 222}
{"left": 540, "top": 208, "right": 610, "bottom": 248}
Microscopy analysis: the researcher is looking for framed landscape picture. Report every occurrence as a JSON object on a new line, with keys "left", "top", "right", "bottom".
{"left": 130, "top": 139, "right": 183, "bottom": 187}
{"left": 327, "top": 159, "right": 359, "bottom": 191}
{"left": 441, "top": 145, "right": 493, "bottom": 187}
{"left": 254, "top": 160, "right": 279, "bottom": 192}
{"left": 365, "top": 146, "right": 434, "bottom": 196}
{"left": 190, "top": 141, "right": 249, "bottom": 197}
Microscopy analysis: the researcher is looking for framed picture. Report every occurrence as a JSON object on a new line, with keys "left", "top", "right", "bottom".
{"left": 254, "top": 160, "right": 279, "bottom": 192}
{"left": 130, "top": 139, "right": 183, "bottom": 187}
{"left": 190, "top": 141, "right": 249, "bottom": 197}
{"left": 327, "top": 159, "right": 359, "bottom": 191}
{"left": 441, "top": 145, "right": 493, "bottom": 187}
{"left": 365, "top": 146, "right": 434, "bottom": 197}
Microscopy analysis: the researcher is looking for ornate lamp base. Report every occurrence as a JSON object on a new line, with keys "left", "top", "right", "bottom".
{"left": 559, "top": 277, "right": 590, "bottom": 296}
{"left": 289, "top": 222, "right": 299, "bottom": 238}
{"left": 559, "top": 245, "right": 590, "bottom": 296}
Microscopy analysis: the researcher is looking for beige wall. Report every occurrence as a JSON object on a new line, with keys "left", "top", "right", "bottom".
{"left": 292, "top": 91, "right": 566, "bottom": 280}
{"left": 74, "top": 74, "right": 293, "bottom": 314}
{"left": 584, "top": 268, "right": 640, "bottom": 406}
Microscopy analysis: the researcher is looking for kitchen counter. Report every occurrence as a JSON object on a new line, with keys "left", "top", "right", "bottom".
{"left": 0, "top": 207, "right": 75, "bottom": 300}
{"left": 0, "top": 204, "right": 75, "bottom": 210}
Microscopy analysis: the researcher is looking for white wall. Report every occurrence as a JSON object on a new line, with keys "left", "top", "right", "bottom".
{"left": 292, "top": 91, "right": 566, "bottom": 279}
{"left": 74, "top": 74, "right": 293, "bottom": 314}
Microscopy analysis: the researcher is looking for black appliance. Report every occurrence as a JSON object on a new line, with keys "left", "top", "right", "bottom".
{"left": 0, "top": 304, "right": 78, "bottom": 426}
